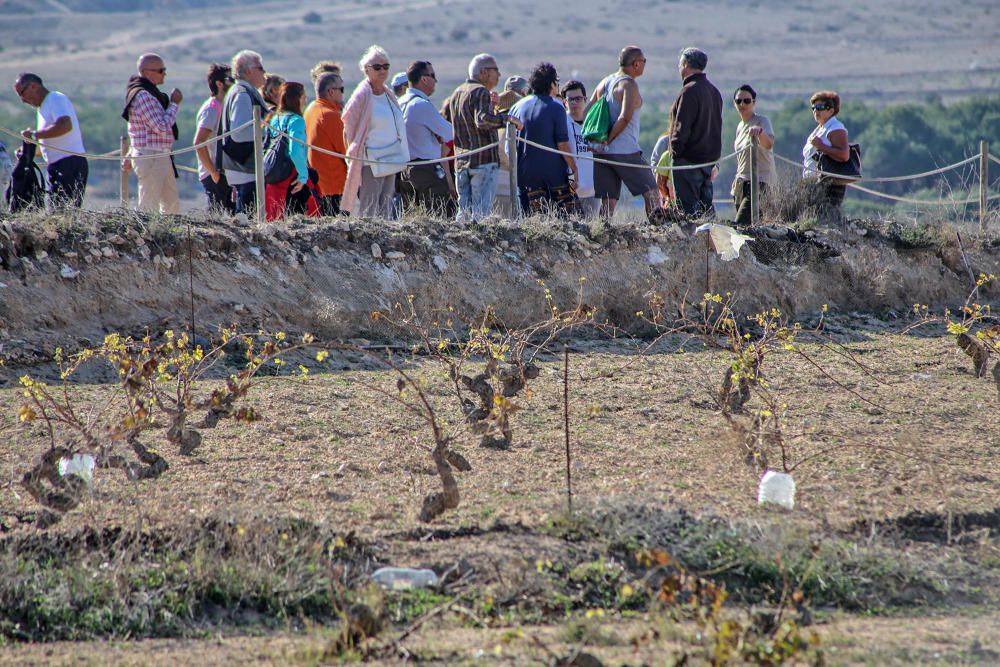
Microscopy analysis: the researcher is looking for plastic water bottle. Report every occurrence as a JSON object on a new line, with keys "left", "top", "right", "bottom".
{"left": 758, "top": 470, "right": 796, "bottom": 510}
{"left": 371, "top": 567, "right": 439, "bottom": 591}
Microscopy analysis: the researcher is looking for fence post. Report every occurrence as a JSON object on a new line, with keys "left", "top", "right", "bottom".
{"left": 252, "top": 106, "right": 266, "bottom": 225}
{"left": 119, "top": 136, "right": 129, "bottom": 208}
{"left": 507, "top": 121, "right": 520, "bottom": 219}
{"left": 981, "top": 140, "right": 989, "bottom": 232}
{"left": 749, "top": 135, "right": 759, "bottom": 226}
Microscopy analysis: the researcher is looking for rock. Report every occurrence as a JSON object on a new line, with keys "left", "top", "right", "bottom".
{"left": 101, "top": 247, "right": 114, "bottom": 258}
{"left": 385, "top": 251, "right": 405, "bottom": 260}
{"left": 332, "top": 219, "right": 350, "bottom": 232}
{"left": 371, "top": 243, "right": 382, "bottom": 259}
{"left": 248, "top": 246, "right": 262, "bottom": 258}
{"left": 34, "top": 250, "right": 48, "bottom": 260}
{"left": 63, "top": 251, "right": 78, "bottom": 258}
{"left": 59, "top": 264, "right": 80, "bottom": 279}
{"left": 108, "top": 234, "right": 128, "bottom": 246}
{"left": 88, "top": 247, "right": 102, "bottom": 258}
{"left": 646, "top": 244, "right": 668, "bottom": 265}
{"left": 233, "top": 303, "right": 246, "bottom": 313}
{"left": 153, "top": 255, "right": 162, "bottom": 265}
{"left": 445, "top": 244, "right": 461, "bottom": 254}
{"left": 432, "top": 255, "right": 448, "bottom": 272}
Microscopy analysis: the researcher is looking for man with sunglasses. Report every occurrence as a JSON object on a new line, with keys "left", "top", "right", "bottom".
{"left": 443, "top": 53, "right": 521, "bottom": 222}
{"left": 304, "top": 71, "right": 348, "bottom": 216}
{"left": 397, "top": 60, "right": 456, "bottom": 216}
{"left": 13, "top": 72, "right": 88, "bottom": 208}
{"left": 193, "top": 63, "right": 235, "bottom": 213}
{"left": 220, "top": 50, "right": 269, "bottom": 214}
{"left": 668, "top": 47, "right": 722, "bottom": 218}
{"left": 123, "top": 53, "right": 184, "bottom": 214}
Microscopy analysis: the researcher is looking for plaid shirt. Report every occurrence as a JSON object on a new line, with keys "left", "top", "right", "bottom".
{"left": 127, "top": 89, "right": 179, "bottom": 151}
{"left": 443, "top": 80, "right": 507, "bottom": 169}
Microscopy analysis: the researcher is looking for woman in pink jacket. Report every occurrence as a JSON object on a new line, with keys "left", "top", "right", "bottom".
{"left": 341, "top": 45, "right": 409, "bottom": 218}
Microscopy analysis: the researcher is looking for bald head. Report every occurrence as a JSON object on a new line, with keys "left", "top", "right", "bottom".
{"left": 137, "top": 53, "right": 164, "bottom": 74}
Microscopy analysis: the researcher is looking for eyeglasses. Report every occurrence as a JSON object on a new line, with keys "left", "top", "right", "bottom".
{"left": 144, "top": 67, "right": 167, "bottom": 75}
{"left": 331, "top": 86, "right": 344, "bottom": 92}
{"left": 566, "top": 95, "right": 585, "bottom": 103}
{"left": 367, "top": 63, "right": 391, "bottom": 71}
{"left": 224, "top": 76, "right": 235, "bottom": 83}
{"left": 811, "top": 103, "right": 832, "bottom": 111}
{"left": 735, "top": 98, "right": 754, "bottom": 105}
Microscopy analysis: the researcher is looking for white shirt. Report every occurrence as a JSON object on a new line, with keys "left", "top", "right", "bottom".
{"left": 802, "top": 116, "right": 846, "bottom": 177}
{"left": 367, "top": 93, "right": 399, "bottom": 150}
{"left": 37, "top": 91, "right": 85, "bottom": 165}
{"left": 565, "top": 113, "right": 595, "bottom": 198}
{"left": 194, "top": 97, "right": 222, "bottom": 180}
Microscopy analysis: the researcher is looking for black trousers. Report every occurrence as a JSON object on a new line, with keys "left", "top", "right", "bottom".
{"left": 47, "top": 155, "right": 88, "bottom": 208}
{"left": 732, "top": 179, "right": 768, "bottom": 227}
{"left": 317, "top": 195, "right": 342, "bottom": 216}
{"left": 200, "top": 173, "right": 235, "bottom": 213}
{"left": 673, "top": 162, "right": 714, "bottom": 217}
{"left": 397, "top": 162, "right": 455, "bottom": 218}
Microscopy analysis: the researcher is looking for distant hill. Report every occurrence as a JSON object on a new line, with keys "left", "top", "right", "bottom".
{"left": 0, "top": 0, "right": 262, "bottom": 13}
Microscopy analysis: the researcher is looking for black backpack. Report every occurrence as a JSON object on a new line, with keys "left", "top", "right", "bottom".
{"left": 5, "top": 141, "right": 45, "bottom": 212}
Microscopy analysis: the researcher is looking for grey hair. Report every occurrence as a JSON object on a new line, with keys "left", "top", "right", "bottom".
{"left": 679, "top": 47, "right": 708, "bottom": 71}
{"left": 468, "top": 53, "right": 497, "bottom": 80}
{"left": 232, "top": 50, "right": 264, "bottom": 79}
{"left": 358, "top": 45, "right": 389, "bottom": 72}
{"left": 136, "top": 53, "right": 164, "bottom": 74}
{"left": 316, "top": 72, "right": 343, "bottom": 97}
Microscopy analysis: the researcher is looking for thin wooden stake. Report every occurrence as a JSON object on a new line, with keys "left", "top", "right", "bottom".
{"left": 563, "top": 344, "right": 572, "bottom": 515}
{"left": 980, "top": 140, "right": 989, "bottom": 232}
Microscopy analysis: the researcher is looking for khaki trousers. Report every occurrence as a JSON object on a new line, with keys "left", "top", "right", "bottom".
{"left": 132, "top": 148, "right": 179, "bottom": 214}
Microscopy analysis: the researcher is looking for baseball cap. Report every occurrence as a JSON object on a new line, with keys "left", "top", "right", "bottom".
{"left": 504, "top": 76, "right": 529, "bottom": 95}
{"left": 391, "top": 72, "right": 409, "bottom": 88}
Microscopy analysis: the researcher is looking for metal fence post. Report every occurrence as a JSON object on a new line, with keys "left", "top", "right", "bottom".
{"left": 749, "top": 135, "right": 759, "bottom": 226}
{"left": 507, "top": 121, "right": 520, "bottom": 219}
{"left": 252, "top": 106, "right": 266, "bottom": 225}
{"left": 119, "top": 136, "right": 129, "bottom": 208}
{"left": 981, "top": 140, "right": 989, "bottom": 232}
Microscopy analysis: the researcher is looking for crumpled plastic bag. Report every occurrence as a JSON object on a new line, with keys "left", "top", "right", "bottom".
{"left": 758, "top": 470, "right": 795, "bottom": 510}
{"left": 695, "top": 223, "right": 755, "bottom": 262}
{"left": 58, "top": 453, "right": 96, "bottom": 487}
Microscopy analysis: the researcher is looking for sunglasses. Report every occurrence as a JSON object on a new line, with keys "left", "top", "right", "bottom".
{"left": 331, "top": 86, "right": 344, "bottom": 92}
{"left": 144, "top": 67, "right": 167, "bottom": 75}
{"left": 367, "top": 63, "right": 391, "bottom": 71}
{"left": 735, "top": 98, "right": 754, "bottom": 105}
{"left": 811, "top": 103, "right": 832, "bottom": 111}
{"left": 423, "top": 72, "right": 437, "bottom": 80}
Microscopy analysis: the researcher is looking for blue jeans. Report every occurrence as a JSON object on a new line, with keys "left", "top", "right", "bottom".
{"left": 456, "top": 162, "right": 498, "bottom": 222}
{"left": 232, "top": 181, "right": 257, "bottom": 215}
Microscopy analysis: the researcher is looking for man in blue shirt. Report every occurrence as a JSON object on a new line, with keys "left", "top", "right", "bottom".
{"left": 506, "top": 62, "right": 578, "bottom": 215}
{"left": 397, "top": 61, "right": 456, "bottom": 217}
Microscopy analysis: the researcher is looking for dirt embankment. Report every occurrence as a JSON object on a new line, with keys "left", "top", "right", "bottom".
{"left": 1, "top": 214, "right": 998, "bottom": 367}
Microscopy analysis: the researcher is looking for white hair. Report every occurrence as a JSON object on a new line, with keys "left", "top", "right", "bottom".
{"left": 468, "top": 53, "right": 496, "bottom": 80}
{"left": 136, "top": 53, "right": 163, "bottom": 74}
{"left": 358, "top": 45, "right": 389, "bottom": 72}
{"left": 232, "top": 50, "right": 263, "bottom": 79}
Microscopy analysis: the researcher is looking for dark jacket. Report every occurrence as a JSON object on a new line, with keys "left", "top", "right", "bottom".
{"left": 668, "top": 72, "right": 723, "bottom": 164}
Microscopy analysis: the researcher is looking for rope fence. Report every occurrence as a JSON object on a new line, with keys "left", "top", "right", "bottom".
{"left": 1, "top": 114, "right": 996, "bottom": 227}
{"left": 0, "top": 121, "right": 252, "bottom": 161}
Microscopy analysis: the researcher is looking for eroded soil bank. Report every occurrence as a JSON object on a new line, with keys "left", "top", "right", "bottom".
{"left": 1, "top": 213, "right": 998, "bottom": 367}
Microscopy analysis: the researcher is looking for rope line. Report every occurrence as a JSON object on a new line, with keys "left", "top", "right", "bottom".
{"left": 0, "top": 121, "right": 252, "bottom": 161}
{"left": 269, "top": 126, "right": 498, "bottom": 166}
{"left": 773, "top": 152, "right": 980, "bottom": 183}
{"left": 515, "top": 135, "right": 738, "bottom": 171}
{"left": 845, "top": 182, "right": 1000, "bottom": 206}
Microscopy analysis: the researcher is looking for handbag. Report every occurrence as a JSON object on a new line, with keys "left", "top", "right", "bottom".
{"left": 816, "top": 143, "right": 862, "bottom": 185}
{"left": 262, "top": 122, "right": 295, "bottom": 185}
{"left": 366, "top": 99, "right": 408, "bottom": 178}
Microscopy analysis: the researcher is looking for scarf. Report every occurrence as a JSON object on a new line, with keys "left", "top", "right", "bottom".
{"left": 122, "top": 76, "right": 179, "bottom": 141}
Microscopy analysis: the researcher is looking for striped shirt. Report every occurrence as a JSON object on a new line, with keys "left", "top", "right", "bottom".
{"left": 127, "top": 89, "right": 179, "bottom": 151}
{"left": 442, "top": 80, "right": 507, "bottom": 169}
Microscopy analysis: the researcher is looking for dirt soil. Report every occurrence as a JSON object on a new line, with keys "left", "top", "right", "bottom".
{"left": 2, "top": 215, "right": 1000, "bottom": 664}
{"left": 2, "top": 212, "right": 998, "bottom": 375}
